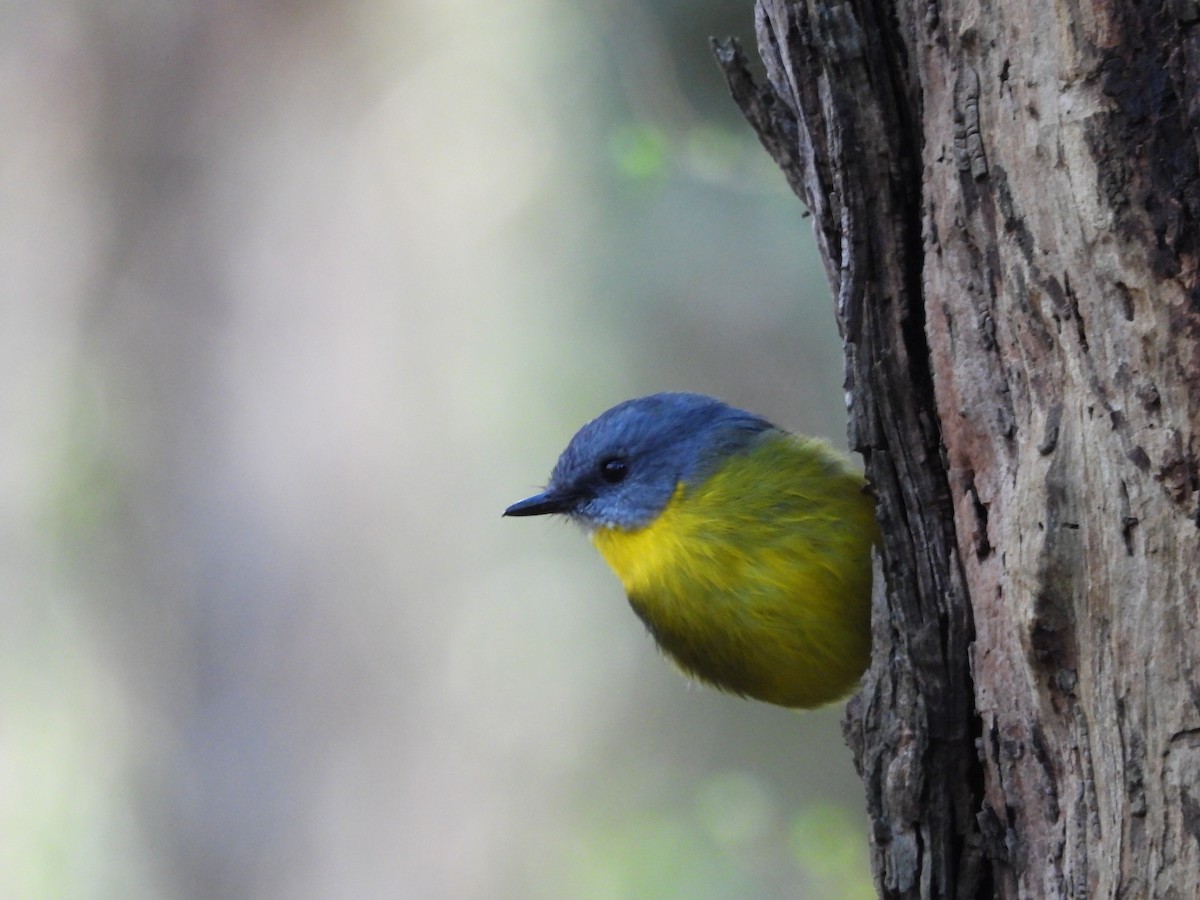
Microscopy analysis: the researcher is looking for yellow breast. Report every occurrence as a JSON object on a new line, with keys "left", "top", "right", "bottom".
{"left": 590, "top": 431, "right": 876, "bottom": 708}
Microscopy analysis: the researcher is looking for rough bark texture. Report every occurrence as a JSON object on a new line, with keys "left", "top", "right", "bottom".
{"left": 717, "top": 1, "right": 1200, "bottom": 897}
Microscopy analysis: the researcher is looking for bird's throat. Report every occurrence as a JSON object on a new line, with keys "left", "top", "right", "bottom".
{"left": 589, "top": 482, "right": 688, "bottom": 597}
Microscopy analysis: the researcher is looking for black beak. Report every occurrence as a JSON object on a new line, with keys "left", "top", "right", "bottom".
{"left": 503, "top": 488, "right": 580, "bottom": 517}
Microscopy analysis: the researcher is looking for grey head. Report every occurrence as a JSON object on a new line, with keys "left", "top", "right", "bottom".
{"left": 503, "top": 392, "right": 774, "bottom": 530}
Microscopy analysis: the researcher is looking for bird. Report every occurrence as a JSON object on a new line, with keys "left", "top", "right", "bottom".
{"left": 503, "top": 392, "right": 877, "bottom": 709}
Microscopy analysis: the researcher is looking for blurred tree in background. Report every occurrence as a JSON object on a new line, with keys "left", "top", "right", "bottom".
{"left": 1, "top": 1, "right": 870, "bottom": 897}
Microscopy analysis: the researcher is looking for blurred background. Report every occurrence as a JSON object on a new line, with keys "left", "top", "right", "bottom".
{"left": 0, "top": 1, "right": 873, "bottom": 898}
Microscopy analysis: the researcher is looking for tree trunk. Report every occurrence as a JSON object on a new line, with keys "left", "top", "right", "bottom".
{"left": 716, "top": 1, "right": 1200, "bottom": 897}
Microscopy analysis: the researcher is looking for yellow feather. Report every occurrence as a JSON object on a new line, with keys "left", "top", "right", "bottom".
{"left": 590, "top": 431, "right": 876, "bottom": 708}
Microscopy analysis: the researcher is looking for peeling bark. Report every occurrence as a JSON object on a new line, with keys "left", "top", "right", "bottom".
{"left": 717, "top": 0, "right": 1200, "bottom": 897}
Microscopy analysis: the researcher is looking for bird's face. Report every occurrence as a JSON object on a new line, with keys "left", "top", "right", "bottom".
{"left": 504, "top": 393, "right": 773, "bottom": 531}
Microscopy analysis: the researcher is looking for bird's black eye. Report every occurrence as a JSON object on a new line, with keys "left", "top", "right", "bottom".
{"left": 599, "top": 457, "right": 629, "bottom": 484}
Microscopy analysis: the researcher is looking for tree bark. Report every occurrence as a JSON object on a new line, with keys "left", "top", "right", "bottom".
{"left": 716, "top": 1, "right": 1200, "bottom": 897}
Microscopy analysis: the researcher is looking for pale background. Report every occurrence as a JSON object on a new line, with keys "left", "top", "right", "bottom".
{"left": 1, "top": 1, "right": 873, "bottom": 897}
